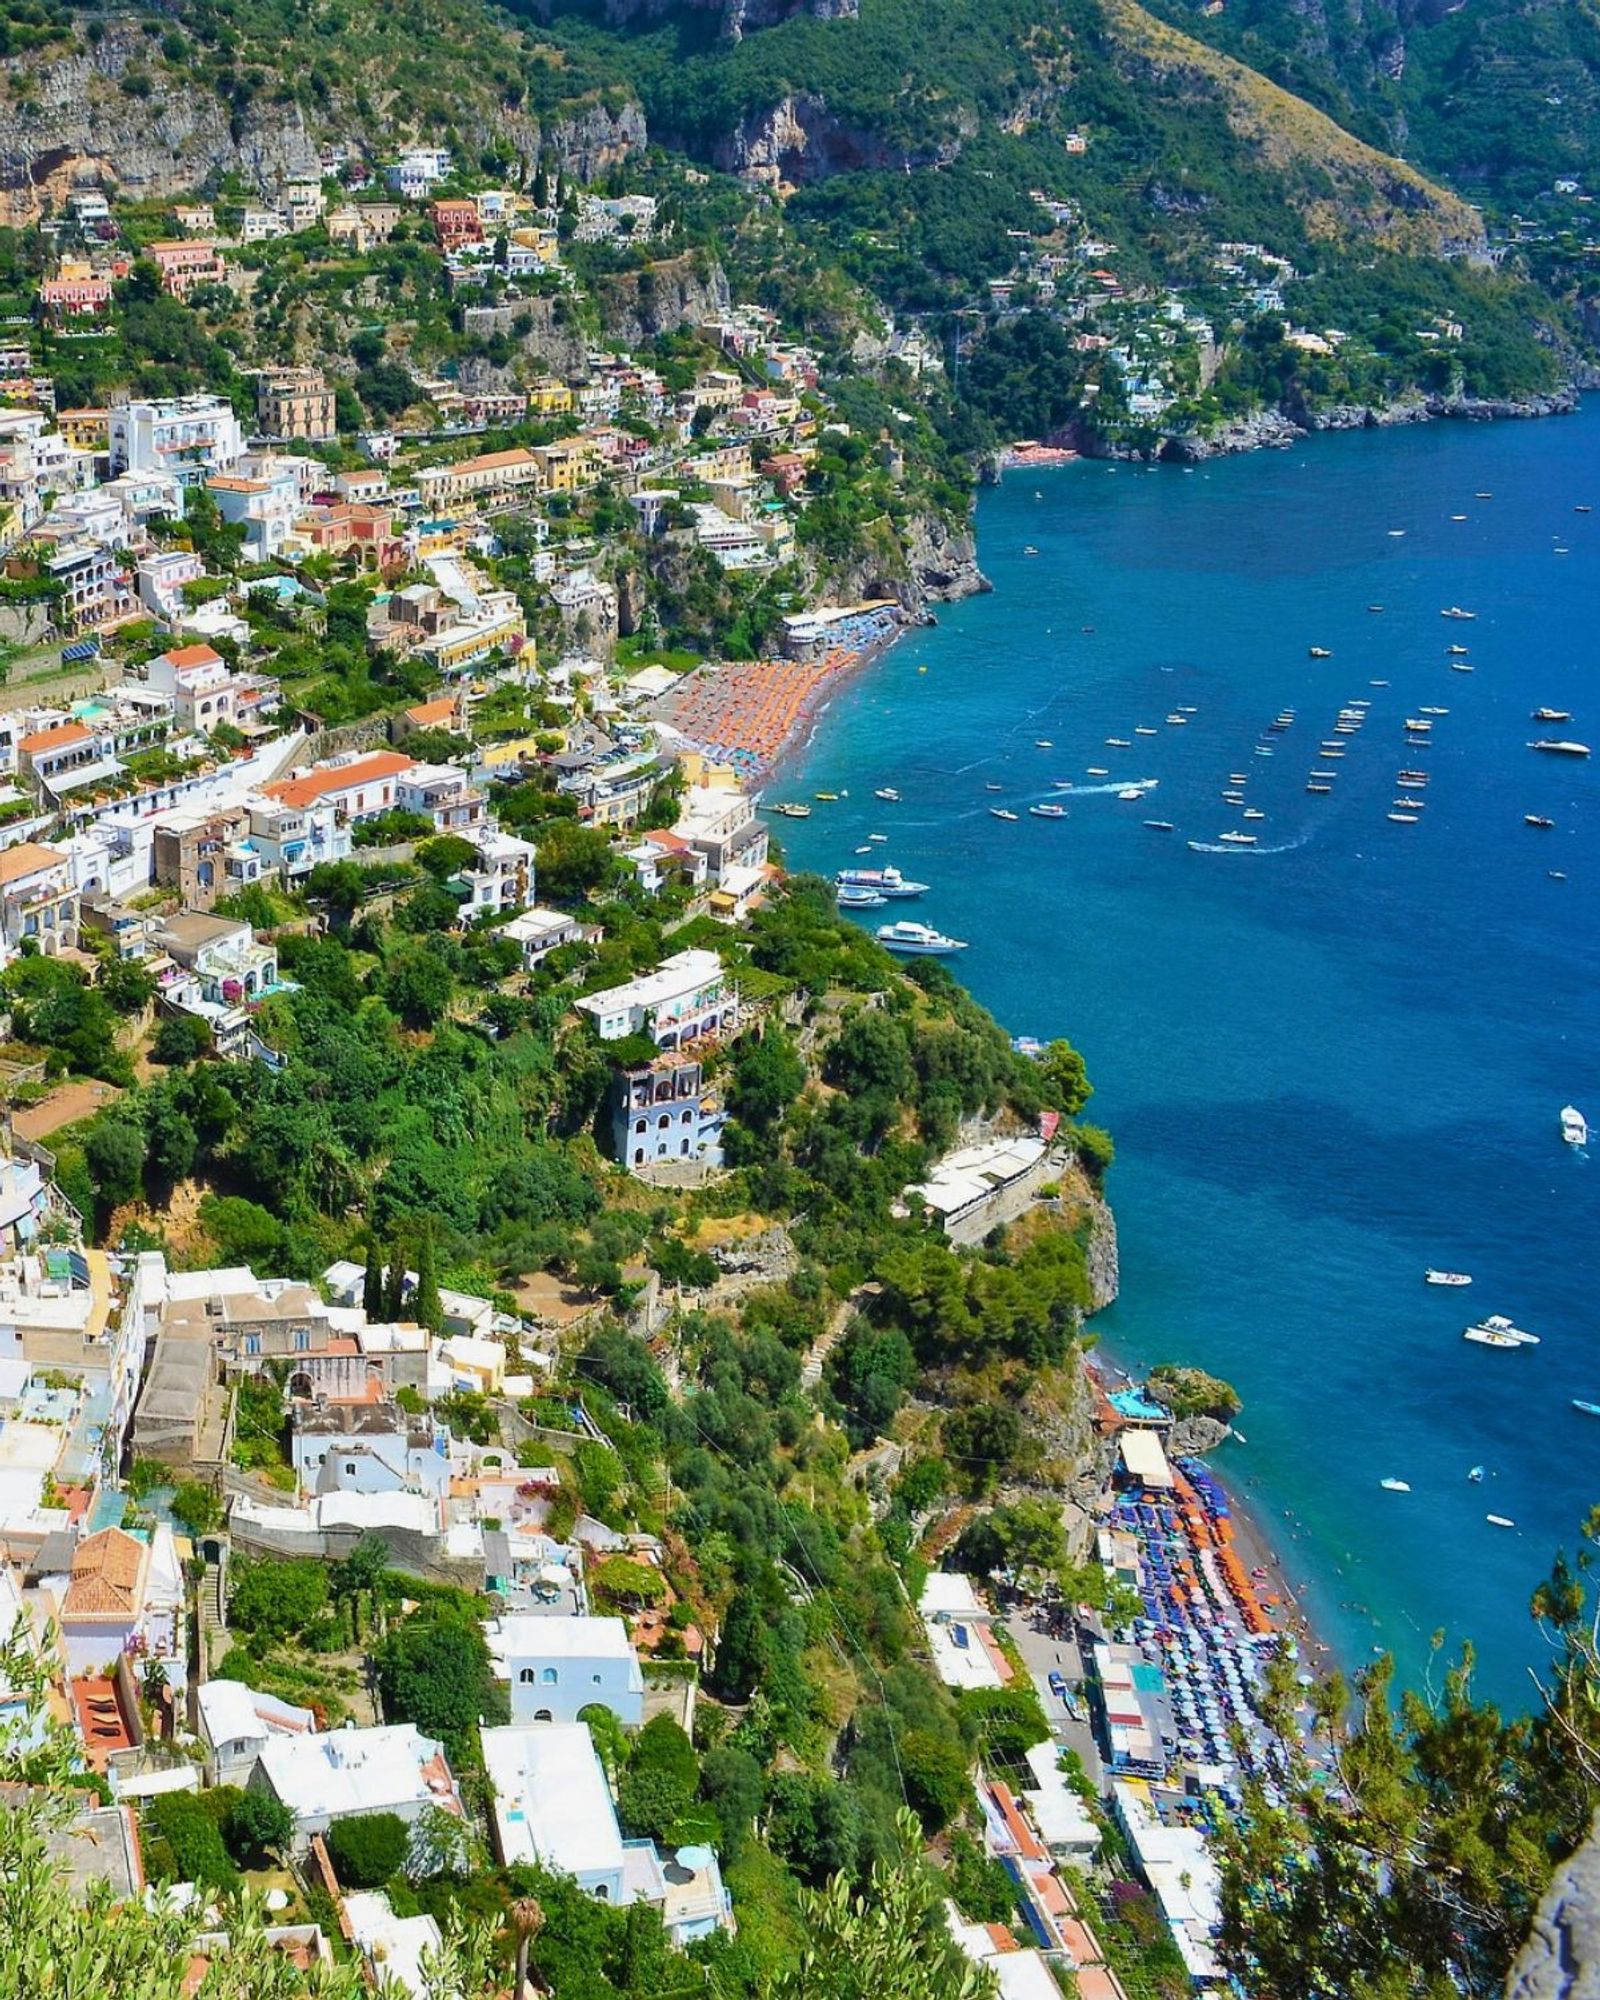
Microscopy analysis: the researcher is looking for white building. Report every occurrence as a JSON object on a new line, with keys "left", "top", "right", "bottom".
{"left": 196, "top": 1679, "right": 317, "bottom": 1787}
{"left": 574, "top": 948, "right": 735, "bottom": 1049}
{"left": 252, "top": 1722, "right": 461, "bottom": 1847}
{"left": 344, "top": 1892, "right": 443, "bottom": 2000}
{"left": 481, "top": 1721, "right": 628, "bottom": 1902}
{"left": 502, "top": 906, "right": 592, "bottom": 969}
{"left": 386, "top": 149, "right": 453, "bottom": 200}
{"left": 108, "top": 396, "right": 244, "bottom": 487}
{"left": 489, "top": 1613, "right": 644, "bottom": 1727}
{"left": 919, "top": 1571, "right": 1006, "bottom": 1692}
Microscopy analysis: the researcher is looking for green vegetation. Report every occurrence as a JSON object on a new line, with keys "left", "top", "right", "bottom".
{"left": 325, "top": 1811, "right": 410, "bottom": 1889}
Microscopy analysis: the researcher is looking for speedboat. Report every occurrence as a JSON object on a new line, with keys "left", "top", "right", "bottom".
{"left": 1380, "top": 1478, "right": 1411, "bottom": 1493}
{"left": 1118, "top": 787, "right": 1146, "bottom": 802}
{"left": 873, "top": 786, "right": 901, "bottom": 802}
{"left": 985, "top": 782, "right": 1004, "bottom": 792}
{"left": 1388, "top": 812, "right": 1419, "bottom": 824}
{"left": 1532, "top": 708, "right": 1573, "bottom": 723}
{"left": 1425, "top": 1270, "right": 1472, "bottom": 1286}
{"left": 1087, "top": 767, "right": 1109, "bottom": 777}
{"left": 1447, "top": 644, "right": 1470, "bottom": 656}
{"left": 835, "top": 885, "right": 887, "bottom": 908}
{"left": 1368, "top": 604, "right": 1384, "bottom": 612}
{"left": 1106, "top": 738, "right": 1132, "bottom": 748}
{"left": 1243, "top": 808, "right": 1266, "bottom": 821}
{"left": 1024, "top": 545, "right": 1040, "bottom": 556}
{"left": 877, "top": 920, "right": 967, "bottom": 955}
{"left": 1144, "top": 820, "right": 1174, "bottom": 831}
{"left": 990, "top": 807, "right": 1020, "bottom": 822}
{"left": 836, "top": 866, "right": 928, "bottom": 898}
{"left": 1465, "top": 1315, "right": 1538, "bottom": 1348}
{"left": 1574, "top": 1402, "right": 1600, "bottom": 1419}
{"left": 1309, "top": 646, "right": 1332, "bottom": 658}
{"left": 1306, "top": 782, "right": 1332, "bottom": 795}
{"left": 814, "top": 791, "right": 839, "bottom": 802}
{"left": 1029, "top": 802, "right": 1068, "bottom": 819}
{"left": 1487, "top": 1515, "right": 1516, "bottom": 1529}
{"left": 1218, "top": 831, "right": 1257, "bottom": 846}
{"left": 867, "top": 832, "right": 888, "bottom": 843}
{"left": 1561, "top": 1105, "right": 1589, "bottom": 1147}
{"left": 1404, "top": 719, "right": 1433, "bottom": 733}
{"left": 1136, "top": 726, "right": 1159, "bottom": 736}
{"left": 1229, "top": 772, "right": 1248, "bottom": 784}
{"left": 1441, "top": 606, "right": 1477, "bottom": 620}
{"left": 1468, "top": 1465, "right": 1485, "bottom": 1481}
{"left": 1525, "top": 815, "right": 1555, "bottom": 830}
{"left": 771, "top": 802, "right": 812, "bottom": 819}
{"left": 1036, "top": 739, "right": 1054, "bottom": 748}
{"left": 1529, "top": 739, "right": 1591, "bottom": 757}
{"left": 1420, "top": 706, "right": 1448, "bottom": 716}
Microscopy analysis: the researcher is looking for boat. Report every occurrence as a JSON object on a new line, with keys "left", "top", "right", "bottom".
{"left": 1368, "top": 604, "right": 1384, "bottom": 613}
{"left": 1380, "top": 1479, "right": 1411, "bottom": 1493}
{"left": 1243, "top": 808, "right": 1266, "bottom": 821}
{"left": 1179, "top": 706, "right": 1199, "bottom": 715}
{"left": 1309, "top": 646, "right": 1332, "bottom": 659}
{"left": 1307, "top": 783, "right": 1332, "bottom": 794}
{"left": 835, "top": 885, "right": 887, "bottom": 908}
{"left": 1024, "top": 545, "right": 1040, "bottom": 556}
{"left": 1525, "top": 815, "right": 1555, "bottom": 830}
{"left": 1166, "top": 714, "right": 1189, "bottom": 726}
{"left": 1529, "top": 740, "right": 1591, "bottom": 757}
{"left": 1476, "top": 492, "right": 1493, "bottom": 499}
{"left": 1486, "top": 1515, "right": 1516, "bottom": 1529}
{"left": 835, "top": 866, "right": 928, "bottom": 898}
{"left": 1466, "top": 1315, "right": 1539, "bottom": 1348}
{"left": 1574, "top": 1402, "right": 1600, "bottom": 1419}
{"left": 1028, "top": 802, "right": 1068, "bottom": 819}
{"left": 1532, "top": 708, "right": 1573, "bottom": 723}
{"left": 1578, "top": 504, "right": 1593, "bottom": 514}
{"left": 873, "top": 786, "right": 901, "bottom": 802}
{"left": 1420, "top": 706, "right": 1449, "bottom": 716}
{"left": 1118, "top": 788, "right": 1146, "bottom": 802}
{"left": 1468, "top": 1465, "right": 1485, "bottom": 1481}
{"left": 1561, "top": 1105, "right": 1589, "bottom": 1147}
{"left": 1451, "top": 513, "right": 1467, "bottom": 522}
{"left": 1388, "top": 812, "right": 1419, "bottom": 824}
{"left": 877, "top": 920, "right": 967, "bottom": 955}
{"left": 771, "top": 802, "right": 812, "bottom": 819}
{"left": 1404, "top": 719, "right": 1433, "bottom": 733}
{"left": 814, "top": 791, "right": 839, "bottom": 802}
{"left": 1229, "top": 772, "right": 1248, "bottom": 784}
{"left": 1106, "top": 738, "right": 1132, "bottom": 748}
{"left": 1550, "top": 871, "right": 1568, "bottom": 881}
{"left": 1222, "top": 792, "right": 1245, "bottom": 806}
{"left": 1218, "top": 831, "right": 1257, "bottom": 846}
{"left": 1451, "top": 661, "right": 1475, "bottom": 673}
{"left": 1035, "top": 739, "right": 1054, "bottom": 748}
{"left": 1395, "top": 797, "right": 1426, "bottom": 811}
{"left": 1388, "top": 528, "right": 1406, "bottom": 537}
{"left": 985, "top": 782, "right": 1004, "bottom": 793}
{"left": 1135, "top": 726, "right": 1159, "bottom": 736}
{"left": 1441, "top": 606, "right": 1477, "bottom": 620}
{"left": 1447, "top": 644, "right": 1471, "bottom": 656}
{"left": 1144, "top": 820, "right": 1174, "bottom": 831}
{"left": 1397, "top": 771, "right": 1429, "bottom": 786}
{"left": 990, "top": 807, "right": 1020, "bottom": 822}
{"left": 1426, "top": 1269, "right": 1472, "bottom": 1286}
{"left": 867, "top": 832, "right": 888, "bottom": 843}
{"left": 1254, "top": 745, "right": 1274, "bottom": 756}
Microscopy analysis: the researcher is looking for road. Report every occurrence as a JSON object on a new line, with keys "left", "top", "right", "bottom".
{"left": 1004, "top": 1605, "right": 1105, "bottom": 1790}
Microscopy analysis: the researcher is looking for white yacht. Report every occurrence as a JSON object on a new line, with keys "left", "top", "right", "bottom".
{"left": 1380, "top": 1479, "right": 1411, "bottom": 1493}
{"left": 1425, "top": 1269, "right": 1473, "bottom": 1287}
{"left": 1561, "top": 1105, "right": 1589, "bottom": 1147}
{"left": 873, "top": 786, "right": 901, "bottom": 802}
{"left": 1464, "top": 1315, "right": 1539, "bottom": 1348}
{"left": 1029, "top": 802, "right": 1068, "bottom": 819}
{"left": 990, "top": 806, "right": 1020, "bottom": 822}
{"left": 877, "top": 920, "right": 968, "bottom": 956}
{"left": 1218, "top": 831, "right": 1258, "bottom": 846}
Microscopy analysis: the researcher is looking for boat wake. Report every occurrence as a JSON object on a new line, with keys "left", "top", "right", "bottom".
{"left": 1054, "top": 778, "right": 1160, "bottom": 797}
{"left": 1187, "top": 830, "right": 1314, "bottom": 857}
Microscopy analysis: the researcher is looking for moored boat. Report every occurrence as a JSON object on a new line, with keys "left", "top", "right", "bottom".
{"left": 990, "top": 807, "right": 1020, "bottom": 822}
{"left": 835, "top": 885, "right": 887, "bottom": 908}
{"left": 1425, "top": 1269, "right": 1472, "bottom": 1286}
{"left": 1029, "top": 802, "right": 1068, "bottom": 819}
{"left": 835, "top": 866, "right": 929, "bottom": 898}
{"left": 1561, "top": 1105, "right": 1589, "bottom": 1147}
{"left": 877, "top": 920, "right": 967, "bottom": 956}
{"left": 1529, "top": 739, "right": 1591, "bottom": 757}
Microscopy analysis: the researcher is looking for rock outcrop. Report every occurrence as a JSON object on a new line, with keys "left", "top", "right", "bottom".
{"left": 708, "top": 92, "right": 970, "bottom": 183}
{"left": 1506, "top": 1813, "right": 1600, "bottom": 2000}
{"left": 1084, "top": 1197, "right": 1120, "bottom": 1313}
{"left": 592, "top": 253, "right": 731, "bottom": 344}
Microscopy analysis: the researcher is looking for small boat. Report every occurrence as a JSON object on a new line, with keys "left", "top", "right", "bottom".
{"left": 1117, "top": 787, "right": 1146, "bottom": 802}
{"left": 1024, "top": 545, "right": 1040, "bottom": 556}
{"left": 1306, "top": 782, "right": 1332, "bottom": 795}
{"left": 1465, "top": 1315, "right": 1539, "bottom": 1348}
{"left": 1574, "top": 1402, "right": 1600, "bottom": 1419}
{"left": 1451, "top": 513, "right": 1467, "bottom": 521}
{"left": 985, "top": 782, "right": 1004, "bottom": 792}
{"left": 814, "top": 791, "right": 839, "bottom": 802}
{"left": 1254, "top": 745, "right": 1274, "bottom": 756}
{"left": 1388, "top": 528, "right": 1406, "bottom": 537}
{"left": 836, "top": 866, "right": 928, "bottom": 898}
{"left": 1578, "top": 504, "right": 1593, "bottom": 514}
{"left": 1441, "top": 606, "right": 1477, "bottom": 620}
{"left": 1106, "top": 737, "right": 1132, "bottom": 748}
{"left": 1487, "top": 1515, "right": 1516, "bottom": 1529}
{"left": 771, "top": 802, "right": 812, "bottom": 819}
{"left": 1395, "top": 798, "right": 1426, "bottom": 811}
{"left": 1218, "top": 831, "right": 1257, "bottom": 846}
{"left": 1397, "top": 771, "right": 1429, "bottom": 786}
{"left": 1468, "top": 1465, "right": 1485, "bottom": 1481}
{"left": 1550, "top": 871, "right": 1568, "bottom": 881}
{"left": 1144, "top": 820, "right": 1174, "bottom": 831}
{"left": 1426, "top": 1270, "right": 1473, "bottom": 1286}
{"left": 1087, "top": 767, "right": 1109, "bottom": 777}
{"left": 1243, "top": 808, "right": 1266, "bottom": 821}
{"left": 1380, "top": 1478, "right": 1411, "bottom": 1493}
{"left": 1447, "top": 644, "right": 1471, "bottom": 656}
{"left": 1532, "top": 708, "right": 1573, "bottom": 723}
{"left": 1135, "top": 725, "right": 1159, "bottom": 736}
{"left": 1525, "top": 815, "right": 1555, "bottom": 830}
{"left": 1367, "top": 604, "right": 1384, "bottom": 613}
{"left": 1561, "top": 1105, "right": 1589, "bottom": 1147}
{"left": 1309, "top": 646, "right": 1332, "bottom": 659}
{"left": 835, "top": 885, "right": 887, "bottom": 908}
{"left": 1451, "top": 661, "right": 1475, "bottom": 673}
{"left": 1028, "top": 802, "right": 1068, "bottom": 819}
{"left": 854, "top": 845, "right": 872, "bottom": 855}
{"left": 1388, "top": 812, "right": 1419, "bottom": 824}
{"left": 1404, "top": 719, "right": 1433, "bottom": 733}
{"left": 1419, "top": 706, "right": 1449, "bottom": 717}
{"left": 1166, "top": 714, "right": 1188, "bottom": 726}
{"left": 990, "top": 807, "right": 1020, "bottom": 822}
{"left": 877, "top": 920, "right": 967, "bottom": 956}
{"left": 873, "top": 786, "right": 901, "bottom": 802}
{"left": 1476, "top": 492, "right": 1493, "bottom": 499}
{"left": 1371, "top": 678, "right": 1390, "bottom": 687}
{"left": 1222, "top": 792, "right": 1245, "bottom": 806}
{"left": 1463, "top": 1325, "right": 1523, "bottom": 1350}
{"left": 1529, "top": 740, "right": 1591, "bottom": 757}
{"left": 1036, "top": 739, "right": 1054, "bottom": 748}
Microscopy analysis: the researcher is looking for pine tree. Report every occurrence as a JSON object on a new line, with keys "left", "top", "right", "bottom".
{"left": 383, "top": 1238, "right": 407, "bottom": 1321}
{"left": 362, "top": 1233, "right": 383, "bottom": 1321}
{"left": 414, "top": 1222, "right": 443, "bottom": 1333}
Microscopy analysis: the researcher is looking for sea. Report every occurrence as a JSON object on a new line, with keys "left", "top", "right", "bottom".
{"left": 777, "top": 400, "right": 1600, "bottom": 1708}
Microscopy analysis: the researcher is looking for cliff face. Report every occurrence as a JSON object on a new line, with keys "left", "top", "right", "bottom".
{"left": 592, "top": 253, "right": 731, "bottom": 343}
{"left": 709, "top": 92, "right": 969, "bottom": 182}
{"left": 1505, "top": 1814, "right": 1600, "bottom": 2000}
{"left": 825, "top": 505, "right": 989, "bottom": 618}
{"left": 0, "top": 21, "right": 646, "bottom": 222}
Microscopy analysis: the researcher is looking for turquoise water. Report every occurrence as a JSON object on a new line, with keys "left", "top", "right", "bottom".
{"left": 779, "top": 406, "right": 1600, "bottom": 1705}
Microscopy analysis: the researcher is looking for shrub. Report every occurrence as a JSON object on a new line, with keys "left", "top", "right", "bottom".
{"left": 146, "top": 1791, "right": 240, "bottom": 1891}
{"left": 325, "top": 1812, "right": 408, "bottom": 1888}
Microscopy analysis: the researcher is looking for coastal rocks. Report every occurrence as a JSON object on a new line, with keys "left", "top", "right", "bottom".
{"left": 899, "top": 508, "right": 991, "bottom": 606}
{"left": 1154, "top": 409, "right": 1305, "bottom": 463}
{"left": 1505, "top": 1811, "right": 1600, "bottom": 2000}
{"left": 1170, "top": 1415, "right": 1232, "bottom": 1457}
{"left": 1084, "top": 1197, "right": 1120, "bottom": 1313}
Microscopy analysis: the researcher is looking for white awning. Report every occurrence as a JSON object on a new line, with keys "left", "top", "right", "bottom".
{"left": 1119, "top": 1428, "right": 1174, "bottom": 1489}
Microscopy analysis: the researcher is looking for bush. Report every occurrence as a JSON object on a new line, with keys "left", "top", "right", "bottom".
{"left": 325, "top": 1812, "right": 408, "bottom": 1888}
{"left": 151, "top": 1014, "right": 213, "bottom": 1066}
{"left": 223, "top": 1789, "right": 294, "bottom": 1867}
{"left": 146, "top": 1791, "right": 240, "bottom": 1892}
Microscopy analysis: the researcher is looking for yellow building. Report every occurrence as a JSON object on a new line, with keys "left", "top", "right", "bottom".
{"left": 531, "top": 437, "right": 594, "bottom": 494}
{"left": 56, "top": 408, "right": 109, "bottom": 450}
{"left": 527, "top": 378, "right": 575, "bottom": 417}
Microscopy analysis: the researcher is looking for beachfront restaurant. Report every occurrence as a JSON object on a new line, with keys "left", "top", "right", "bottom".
{"left": 1116, "top": 1427, "right": 1176, "bottom": 1492}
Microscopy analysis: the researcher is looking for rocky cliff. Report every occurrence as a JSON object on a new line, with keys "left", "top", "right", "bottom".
{"left": 708, "top": 92, "right": 970, "bottom": 183}
{"left": 591, "top": 252, "right": 731, "bottom": 344}
{"left": 1505, "top": 1814, "right": 1600, "bottom": 2000}
{"left": 825, "top": 504, "right": 990, "bottom": 618}
{"left": 0, "top": 20, "right": 646, "bottom": 223}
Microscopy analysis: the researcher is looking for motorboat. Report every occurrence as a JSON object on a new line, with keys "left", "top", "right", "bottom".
{"left": 1574, "top": 1402, "right": 1600, "bottom": 1419}
{"left": 1529, "top": 740, "right": 1591, "bottom": 757}
{"left": 1426, "top": 1269, "right": 1472, "bottom": 1286}
{"left": 1106, "top": 737, "right": 1133, "bottom": 748}
{"left": 1306, "top": 782, "right": 1332, "bottom": 795}
{"left": 1136, "top": 726, "right": 1159, "bottom": 736}
{"left": 1036, "top": 738, "right": 1054, "bottom": 748}
{"left": 1309, "top": 646, "right": 1332, "bottom": 658}
{"left": 1087, "top": 767, "right": 1109, "bottom": 777}
{"left": 873, "top": 786, "right": 901, "bottom": 802}
{"left": 1380, "top": 1479, "right": 1411, "bottom": 1493}
{"left": 1218, "top": 831, "right": 1257, "bottom": 846}
{"left": 1463, "top": 1324, "right": 1524, "bottom": 1349}
{"left": 1447, "top": 644, "right": 1470, "bottom": 656}
{"left": 1441, "top": 606, "right": 1477, "bottom": 620}
{"left": 814, "top": 791, "right": 839, "bottom": 802}
{"left": 1486, "top": 1515, "right": 1516, "bottom": 1529}
{"left": 1420, "top": 706, "right": 1449, "bottom": 717}
{"left": 1118, "top": 787, "right": 1146, "bottom": 802}
{"left": 985, "top": 782, "right": 1004, "bottom": 792}
{"left": 1525, "top": 815, "right": 1555, "bottom": 830}
{"left": 1404, "top": 718, "right": 1433, "bottom": 733}
{"left": 867, "top": 832, "right": 888, "bottom": 842}
{"left": 990, "top": 807, "right": 1020, "bottom": 822}
{"left": 1451, "top": 661, "right": 1475, "bottom": 672}
{"left": 1465, "top": 1315, "right": 1539, "bottom": 1348}
{"left": 1468, "top": 1466, "right": 1485, "bottom": 1482}
{"left": 1243, "top": 808, "right": 1266, "bottom": 821}
{"left": 835, "top": 885, "right": 887, "bottom": 908}
{"left": 771, "top": 802, "right": 812, "bottom": 819}
{"left": 835, "top": 866, "right": 928, "bottom": 898}
{"left": 877, "top": 920, "right": 967, "bottom": 955}
{"left": 1024, "top": 545, "right": 1040, "bottom": 556}
{"left": 1397, "top": 771, "right": 1429, "bottom": 787}
{"left": 1029, "top": 802, "right": 1068, "bottom": 819}
{"left": 1388, "top": 812, "right": 1419, "bottom": 824}
{"left": 1229, "top": 772, "right": 1248, "bottom": 784}
{"left": 1144, "top": 820, "right": 1175, "bottom": 831}
{"left": 1561, "top": 1105, "right": 1589, "bottom": 1147}
{"left": 1532, "top": 708, "right": 1573, "bottom": 723}
{"left": 1368, "top": 604, "right": 1384, "bottom": 612}
{"left": 1395, "top": 797, "right": 1426, "bottom": 811}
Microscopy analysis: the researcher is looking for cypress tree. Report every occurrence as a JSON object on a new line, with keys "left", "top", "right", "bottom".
{"left": 414, "top": 1223, "right": 443, "bottom": 1334}
{"left": 362, "top": 1234, "right": 384, "bottom": 1321}
{"left": 383, "top": 1239, "right": 407, "bottom": 1321}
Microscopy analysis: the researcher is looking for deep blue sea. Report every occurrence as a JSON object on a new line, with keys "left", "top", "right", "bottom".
{"left": 779, "top": 404, "right": 1600, "bottom": 1706}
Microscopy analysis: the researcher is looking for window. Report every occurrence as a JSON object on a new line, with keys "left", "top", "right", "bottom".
{"left": 540, "top": 1667, "right": 558, "bottom": 1685}
{"left": 345, "top": 1462, "right": 356, "bottom": 1476}
{"left": 591, "top": 1673, "right": 602, "bottom": 1684}
{"left": 244, "top": 1334, "right": 261, "bottom": 1356}
{"left": 519, "top": 1668, "right": 535, "bottom": 1684}
{"left": 294, "top": 1330, "right": 310, "bottom": 1352}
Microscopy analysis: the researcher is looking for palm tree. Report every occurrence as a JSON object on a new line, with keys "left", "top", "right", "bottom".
{"left": 510, "top": 1896, "right": 545, "bottom": 1998}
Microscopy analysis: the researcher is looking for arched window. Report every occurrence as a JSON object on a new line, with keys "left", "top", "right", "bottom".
{"left": 534, "top": 1707, "right": 553, "bottom": 1722}
{"left": 593, "top": 1885, "right": 609, "bottom": 1902}
{"left": 657, "top": 1113, "right": 670, "bottom": 1130}
{"left": 540, "top": 1667, "right": 558, "bottom": 1685}
{"left": 633, "top": 1148, "right": 644, "bottom": 1165}
{"left": 519, "top": 1668, "right": 535, "bottom": 1684}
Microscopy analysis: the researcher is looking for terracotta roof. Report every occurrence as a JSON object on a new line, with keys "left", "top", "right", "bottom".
{"left": 19, "top": 721, "right": 91, "bottom": 755}
{"left": 62, "top": 1528, "right": 147, "bottom": 1621}
{"left": 266, "top": 750, "right": 413, "bottom": 810}
{"left": 406, "top": 697, "right": 457, "bottom": 726}
{"left": 162, "top": 643, "right": 224, "bottom": 670}
{"left": 428, "top": 447, "right": 537, "bottom": 477}
{"left": 0, "top": 842, "right": 67, "bottom": 887}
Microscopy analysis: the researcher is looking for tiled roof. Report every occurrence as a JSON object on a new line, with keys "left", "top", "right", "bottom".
{"left": 62, "top": 1528, "right": 147, "bottom": 1620}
